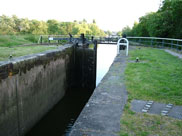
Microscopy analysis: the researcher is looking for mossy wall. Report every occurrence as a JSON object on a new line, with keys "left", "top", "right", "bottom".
{"left": 0, "top": 45, "right": 74, "bottom": 136}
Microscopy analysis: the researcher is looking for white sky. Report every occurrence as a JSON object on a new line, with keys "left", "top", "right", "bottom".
{"left": 0, "top": 0, "right": 161, "bottom": 31}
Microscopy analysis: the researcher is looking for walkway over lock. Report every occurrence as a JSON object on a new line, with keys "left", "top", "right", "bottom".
{"left": 38, "top": 35, "right": 182, "bottom": 52}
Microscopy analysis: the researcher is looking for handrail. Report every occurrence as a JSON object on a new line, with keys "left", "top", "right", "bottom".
{"left": 37, "top": 35, "right": 182, "bottom": 53}
{"left": 127, "top": 37, "right": 182, "bottom": 50}
{"left": 127, "top": 36, "right": 182, "bottom": 42}
{"left": 117, "top": 38, "right": 129, "bottom": 56}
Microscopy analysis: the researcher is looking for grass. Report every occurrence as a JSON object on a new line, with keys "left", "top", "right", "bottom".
{"left": 0, "top": 35, "right": 69, "bottom": 61}
{"left": 120, "top": 103, "right": 182, "bottom": 136}
{"left": 0, "top": 46, "right": 57, "bottom": 61}
{"left": 0, "top": 35, "right": 39, "bottom": 47}
{"left": 125, "top": 47, "right": 182, "bottom": 105}
{"left": 120, "top": 47, "right": 182, "bottom": 136}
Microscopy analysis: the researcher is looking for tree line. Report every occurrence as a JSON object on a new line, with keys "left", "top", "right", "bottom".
{"left": 121, "top": 0, "right": 182, "bottom": 39}
{"left": 0, "top": 15, "right": 106, "bottom": 36}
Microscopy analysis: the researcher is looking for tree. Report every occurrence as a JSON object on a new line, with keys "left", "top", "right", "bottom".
{"left": 124, "top": 0, "right": 182, "bottom": 38}
{"left": 0, "top": 15, "right": 16, "bottom": 34}
{"left": 19, "top": 18, "right": 31, "bottom": 34}
{"left": 121, "top": 26, "right": 131, "bottom": 36}
{"left": 29, "top": 20, "right": 48, "bottom": 35}
{"left": 47, "top": 20, "right": 60, "bottom": 34}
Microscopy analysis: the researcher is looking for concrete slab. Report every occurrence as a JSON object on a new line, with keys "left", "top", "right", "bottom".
{"left": 70, "top": 129, "right": 117, "bottom": 136}
{"left": 131, "top": 100, "right": 182, "bottom": 120}
{"left": 168, "top": 106, "right": 182, "bottom": 119}
{"left": 149, "top": 103, "right": 166, "bottom": 115}
{"left": 131, "top": 100, "right": 147, "bottom": 113}
{"left": 71, "top": 103, "right": 123, "bottom": 133}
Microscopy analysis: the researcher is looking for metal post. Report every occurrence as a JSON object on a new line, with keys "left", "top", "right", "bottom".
{"left": 48, "top": 36, "right": 50, "bottom": 44}
{"left": 40, "top": 35, "right": 42, "bottom": 44}
{"left": 176, "top": 41, "right": 179, "bottom": 52}
{"left": 171, "top": 40, "right": 173, "bottom": 49}
{"left": 81, "top": 33, "right": 85, "bottom": 44}
{"left": 162, "top": 39, "right": 164, "bottom": 48}
{"left": 69, "top": 33, "right": 73, "bottom": 43}
{"left": 91, "top": 36, "right": 94, "bottom": 42}
{"left": 139, "top": 38, "right": 141, "bottom": 46}
{"left": 151, "top": 39, "right": 153, "bottom": 47}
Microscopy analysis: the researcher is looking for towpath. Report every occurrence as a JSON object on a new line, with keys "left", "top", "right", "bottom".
{"left": 70, "top": 50, "right": 128, "bottom": 136}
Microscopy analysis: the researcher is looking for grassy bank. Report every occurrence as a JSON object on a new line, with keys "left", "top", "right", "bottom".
{"left": 120, "top": 47, "right": 182, "bottom": 136}
{"left": 120, "top": 103, "right": 182, "bottom": 136}
{"left": 125, "top": 47, "right": 182, "bottom": 105}
{"left": 0, "top": 46, "right": 57, "bottom": 61}
{"left": 0, "top": 35, "right": 39, "bottom": 47}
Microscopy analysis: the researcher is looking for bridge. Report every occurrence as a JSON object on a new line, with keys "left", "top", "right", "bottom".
{"left": 38, "top": 34, "right": 182, "bottom": 53}
{"left": 38, "top": 35, "right": 182, "bottom": 50}
{"left": 38, "top": 34, "right": 123, "bottom": 45}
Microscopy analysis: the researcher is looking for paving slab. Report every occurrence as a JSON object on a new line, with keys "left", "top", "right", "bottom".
{"left": 131, "top": 99, "right": 182, "bottom": 119}
{"left": 149, "top": 103, "right": 166, "bottom": 115}
{"left": 131, "top": 100, "right": 147, "bottom": 113}
{"left": 168, "top": 106, "right": 182, "bottom": 119}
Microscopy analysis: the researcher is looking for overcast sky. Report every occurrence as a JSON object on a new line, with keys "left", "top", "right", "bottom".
{"left": 0, "top": 0, "right": 161, "bottom": 31}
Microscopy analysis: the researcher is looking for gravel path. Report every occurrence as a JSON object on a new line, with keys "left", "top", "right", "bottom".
{"left": 165, "top": 49, "right": 182, "bottom": 59}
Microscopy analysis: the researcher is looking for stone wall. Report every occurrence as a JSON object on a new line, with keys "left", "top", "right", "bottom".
{"left": 0, "top": 45, "right": 74, "bottom": 136}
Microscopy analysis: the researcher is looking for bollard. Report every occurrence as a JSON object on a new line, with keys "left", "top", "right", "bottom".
{"left": 81, "top": 33, "right": 85, "bottom": 44}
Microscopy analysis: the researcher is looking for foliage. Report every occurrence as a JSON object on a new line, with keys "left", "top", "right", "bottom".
{"left": 24, "top": 35, "right": 39, "bottom": 43}
{"left": 120, "top": 26, "right": 132, "bottom": 36}
{"left": 122, "top": 0, "right": 182, "bottom": 38}
{"left": 0, "top": 15, "right": 106, "bottom": 36}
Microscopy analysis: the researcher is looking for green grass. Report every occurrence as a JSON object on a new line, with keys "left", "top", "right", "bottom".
{"left": 0, "top": 46, "right": 57, "bottom": 61}
{"left": 120, "top": 47, "right": 182, "bottom": 136}
{"left": 125, "top": 47, "right": 182, "bottom": 105}
{"left": 120, "top": 103, "right": 182, "bottom": 136}
{"left": 0, "top": 35, "right": 39, "bottom": 47}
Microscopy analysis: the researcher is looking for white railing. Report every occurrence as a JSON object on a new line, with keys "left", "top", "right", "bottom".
{"left": 117, "top": 38, "right": 129, "bottom": 56}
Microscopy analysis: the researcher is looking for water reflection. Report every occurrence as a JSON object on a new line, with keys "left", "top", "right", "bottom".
{"left": 96, "top": 44, "right": 117, "bottom": 86}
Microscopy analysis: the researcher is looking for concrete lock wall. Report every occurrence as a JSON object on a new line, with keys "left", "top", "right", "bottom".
{"left": 0, "top": 45, "right": 75, "bottom": 136}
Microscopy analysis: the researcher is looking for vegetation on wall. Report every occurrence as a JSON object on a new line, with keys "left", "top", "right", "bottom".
{"left": 122, "top": 0, "right": 182, "bottom": 39}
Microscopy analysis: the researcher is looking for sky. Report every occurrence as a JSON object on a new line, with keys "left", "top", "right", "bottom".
{"left": 0, "top": 0, "right": 161, "bottom": 31}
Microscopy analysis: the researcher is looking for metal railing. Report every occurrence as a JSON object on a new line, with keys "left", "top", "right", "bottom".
{"left": 127, "top": 37, "right": 182, "bottom": 52}
{"left": 37, "top": 35, "right": 182, "bottom": 52}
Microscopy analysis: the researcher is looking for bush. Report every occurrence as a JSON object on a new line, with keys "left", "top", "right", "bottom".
{"left": 24, "top": 35, "right": 39, "bottom": 43}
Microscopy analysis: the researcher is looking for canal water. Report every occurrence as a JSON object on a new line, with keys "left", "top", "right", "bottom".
{"left": 96, "top": 44, "right": 117, "bottom": 86}
{"left": 26, "top": 44, "right": 117, "bottom": 136}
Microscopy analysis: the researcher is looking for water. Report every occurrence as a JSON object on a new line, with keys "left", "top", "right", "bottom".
{"left": 26, "top": 89, "right": 93, "bottom": 136}
{"left": 26, "top": 44, "right": 117, "bottom": 136}
{"left": 96, "top": 44, "right": 117, "bottom": 86}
